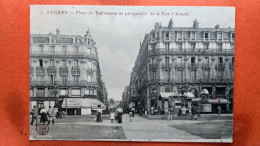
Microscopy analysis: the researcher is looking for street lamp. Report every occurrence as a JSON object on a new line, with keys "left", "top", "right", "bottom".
{"left": 177, "top": 84, "right": 189, "bottom": 106}
{"left": 50, "top": 81, "right": 60, "bottom": 108}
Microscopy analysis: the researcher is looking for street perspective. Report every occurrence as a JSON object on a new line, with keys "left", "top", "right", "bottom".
{"left": 30, "top": 5, "right": 235, "bottom": 142}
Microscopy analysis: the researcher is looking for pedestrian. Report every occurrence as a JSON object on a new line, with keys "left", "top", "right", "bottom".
{"left": 117, "top": 106, "right": 123, "bottom": 124}
{"left": 186, "top": 109, "right": 189, "bottom": 117}
{"left": 110, "top": 110, "right": 115, "bottom": 123}
{"left": 40, "top": 106, "right": 48, "bottom": 124}
{"left": 30, "top": 105, "right": 38, "bottom": 125}
{"left": 129, "top": 111, "right": 132, "bottom": 122}
{"left": 217, "top": 105, "right": 221, "bottom": 115}
{"left": 191, "top": 106, "right": 195, "bottom": 120}
{"left": 131, "top": 107, "right": 135, "bottom": 117}
{"left": 151, "top": 106, "right": 154, "bottom": 115}
{"left": 168, "top": 106, "right": 173, "bottom": 121}
{"left": 115, "top": 108, "right": 118, "bottom": 121}
{"left": 47, "top": 106, "right": 55, "bottom": 125}
{"left": 96, "top": 105, "right": 102, "bottom": 122}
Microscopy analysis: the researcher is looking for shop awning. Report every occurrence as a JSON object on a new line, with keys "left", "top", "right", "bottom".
{"left": 201, "top": 88, "right": 210, "bottom": 95}
{"left": 160, "top": 92, "right": 180, "bottom": 99}
{"left": 62, "top": 98, "right": 106, "bottom": 109}
{"left": 208, "top": 98, "right": 231, "bottom": 104}
{"left": 61, "top": 98, "right": 82, "bottom": 108}
{"left": 192, "top": 98, "right": 201, "bottom": 102}
{"left": 184, "top": 92, "right": 195, "bottom": 99}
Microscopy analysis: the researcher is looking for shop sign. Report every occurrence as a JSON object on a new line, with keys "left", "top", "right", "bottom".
{"left": 201, "top": 104, "right": 212, "bottom": 112}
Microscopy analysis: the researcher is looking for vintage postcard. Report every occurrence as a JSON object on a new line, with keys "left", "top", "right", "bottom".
{"left": 30, "top": 5, "right": 235, "bottom": 142}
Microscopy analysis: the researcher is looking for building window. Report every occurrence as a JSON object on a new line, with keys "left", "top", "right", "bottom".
{"left": 62, "top": 46, "right": 67, "bottom": 54}
{"left": 50, "top": 46, "right": 55, "bottom": 54}
{"left": 204, "top": 70, "right": 210, "bottom": 80}
{"left": 165, "top": 43, "right": 170, "bottom": 52}
{"left": 217, "top": 70, "right": 223, "bottom": 80}
{"left": 205, "top": 32, "right": 209, "bottom": 39}
{"left": 165, "top": 57, "right": 170, "bottom": 65}
{"left": 50, "top": 59, "right": 55, "bottom": 66}
{"left": 205, "top": 57, "right": 209, "bottom": 63}
{"left": 191, "top": 57, "right": 195, "bottom": 64}
{"left": 232, "top": 33, "right": 235, "bottom": 39}
{"left": 62, "top": 75, "right": 67, "bottom": 84}
{"left": 90, "top": 89, "right": 94, "bottom": 95}
{"left": 39, "top": 45, "right": 44, "bottom": 53}
{"left": 219, "top": 57, "right": 223, "bottom": 64}
{"left": 62, "top": 60, "right": 66, "bottom": 67}
{"left": 232, "top": 57, "right": 234, "bottom": 65}
{"left": 39, "top": 59, "right": 43, "bottom": 67}
{"left": 152, "top": 71, "right": 156, "bottom": 79}
{"left": 50, "top": 75, "right": 55, "bottom": 84}
{"left": 191, "top": 43, "right": 196, "bottom": 52}
{"left": 74, "top": 60, "right": 78, "bottom": 67}
{"left": 191, "top": 71, "right": 196, "bottom": 82}
{"left": 87, "top": 74, "right": 92, "bottom": 82}
{"left": 165, "top": 87, "right": 170, "bottom": 92}
{"left": 177, "top": 43, "right": 182, "bottom": 52}
{"left": 74, "top": 46, "right": 79, "bottom": 54}
{"left": 152, "top": 58, "right": 155, "bottom": 64}
{"left": 74, "top": 75, "right": 79, "bottom": 83}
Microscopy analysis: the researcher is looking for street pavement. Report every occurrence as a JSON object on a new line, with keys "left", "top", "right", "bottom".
{"left": 30, "top": 114, "right": 233, "bottom": 142}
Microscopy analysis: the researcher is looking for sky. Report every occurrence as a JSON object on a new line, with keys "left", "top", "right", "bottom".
{"left": 30, "top": 6, "right": 235, "bottom": 101}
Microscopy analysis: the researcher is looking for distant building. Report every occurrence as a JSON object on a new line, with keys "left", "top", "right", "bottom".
{"left": 126, "top": 19, "right": 234, "bottom": 114}
{"left": 30, "top": 29, "right": 107, "bottom": 115}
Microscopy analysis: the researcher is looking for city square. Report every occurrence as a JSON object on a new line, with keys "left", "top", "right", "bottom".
{"left": 30, "top": 114, "right": 232, "bottom": 141}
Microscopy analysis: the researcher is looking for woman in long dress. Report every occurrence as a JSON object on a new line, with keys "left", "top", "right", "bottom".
{"left": 96, "top": 105, "right": 102, "bottom": 122}
{"left": 117, "top": 106, "right": 123, "bottom": 123}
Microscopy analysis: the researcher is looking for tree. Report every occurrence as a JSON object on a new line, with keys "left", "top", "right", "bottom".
{"left": 108, "top": 98, "right": 115, "bottom": 105}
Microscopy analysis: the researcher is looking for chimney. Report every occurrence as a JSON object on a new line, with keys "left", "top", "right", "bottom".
{"left": 56, "top": 29, "right": 60, "bottom": 36}
{"left": 193, "top": 19, "right": 199, "bottom": 29}
{"left": 168, "top": 18, "right": 173, "bottom": 28}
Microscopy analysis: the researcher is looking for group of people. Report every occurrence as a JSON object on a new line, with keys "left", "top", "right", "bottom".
{"left": 109, "top": 106, "right": 124, "bottom": 123}
{"left": 30, "top": 105, "right": 56, "bottom": 125}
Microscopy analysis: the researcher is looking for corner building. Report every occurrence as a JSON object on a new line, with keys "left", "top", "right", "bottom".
{"left": 30, "top": 29, "right": 107, "bottom": 115}
{"left": 127, "top": 19, "right": 234, "bottom": 114}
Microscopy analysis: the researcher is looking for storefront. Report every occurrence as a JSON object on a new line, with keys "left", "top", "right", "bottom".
{"left": 208, "top": 98, "right": 231, "bottom": 113}
{"left": 61, "top": 98, "right": 106, "bottom": 115}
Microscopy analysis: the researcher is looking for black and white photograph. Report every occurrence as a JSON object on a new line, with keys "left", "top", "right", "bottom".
{"left": 30, "top": 5, "right": 235, "bottom": 142}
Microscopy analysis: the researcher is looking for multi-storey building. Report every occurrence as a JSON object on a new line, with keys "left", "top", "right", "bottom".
{"left": 30, "top": 29, "right": 107, "bottom": 115}
{"left": 126, "top": 19, "right": 234, "bottom": 114}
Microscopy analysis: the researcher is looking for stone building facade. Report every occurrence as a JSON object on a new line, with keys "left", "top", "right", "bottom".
{"left": 126, "top": 19, "right": 234, "bottom": 114}
{"left": 30, "top": 29, "right": 107, "bottom": 115}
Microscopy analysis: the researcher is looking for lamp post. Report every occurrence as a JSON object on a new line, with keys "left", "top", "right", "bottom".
{"left": 177, "top": 84, "right": 189, "bottom": 106}
{"left": 50, "top": 81, "right": 60, "bottom": 108}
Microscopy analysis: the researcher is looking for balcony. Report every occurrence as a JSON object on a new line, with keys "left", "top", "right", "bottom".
{"left": 47, "top": 66, "right": 57, "bottom": 75}
{"left": 202, "top": 63, "right": 211, "bottom": 70}
{"left": 147, "top": 49, "right": 234, "bottom": 57}
{"left": 188, "top": 63, "right": 198, "bottom": 71}
{"left": 149, "top": 63, "right": 158, "bottom": 71}
{"left": 72, "top": 66, "right": 80, "bottom": 75}
{"left": 162, "top": 63, "right": 172, "bottom": 71}
{"left": 175, "top": 63, "right": 185, "bottom": 70}
{"left": 215, "top": 63, "right": 225, "bottom": 70}
{"left": 30, "top": 51, "right": 97, "bottom": 60}
{"left": 36, "top": 66, "right": 44, "bottom": 75}
{"left": 199, "top": 78, "right": 233, "bottom": 83}
{"left": 30, "top": 81, "right": 99, "bottom": 87}
{"left": 59, "top": 66, "right": 68, "bottom": 75}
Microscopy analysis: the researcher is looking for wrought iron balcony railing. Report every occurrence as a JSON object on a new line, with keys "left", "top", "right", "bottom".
{"left": 147, "top": 49, "right": 234, "bottom": 57}
{"left": 30, "top": 81, "right": 99, "bottom": 87}
{"left": 30, "top": 51, "right": 97, "bottom": 59}
{"left": 215, "top": 63, "right": 225, "bottom": 70}
{"left": 175, "top": 63, "right": 185, "bottom": 70}
{"left": 162, "top": 63, "right": 172, "bottom": 70}
{"left": 149, "top": 63, "right": 158, "bottom": 71}
{"left": 202, "top": 63, "right": 211, "bottom": 70}
{"left": 188, "top": 63, "right": 199, "bottom": 70}
{"left": 36, "top": 66, "right": 44, "bottom": 75}
{"left": 59, "top": 66, "right": 68, "bottom": 75}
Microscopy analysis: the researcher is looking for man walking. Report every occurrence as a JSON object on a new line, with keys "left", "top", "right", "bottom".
{"left": 217, "top": 105, "right": 222, "bottom": 115}
{"left": 47, "top": 106, "right": 55, "bottom": 125}
{"left": 30, "top": 106, "right": 38, "bottom": 125}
